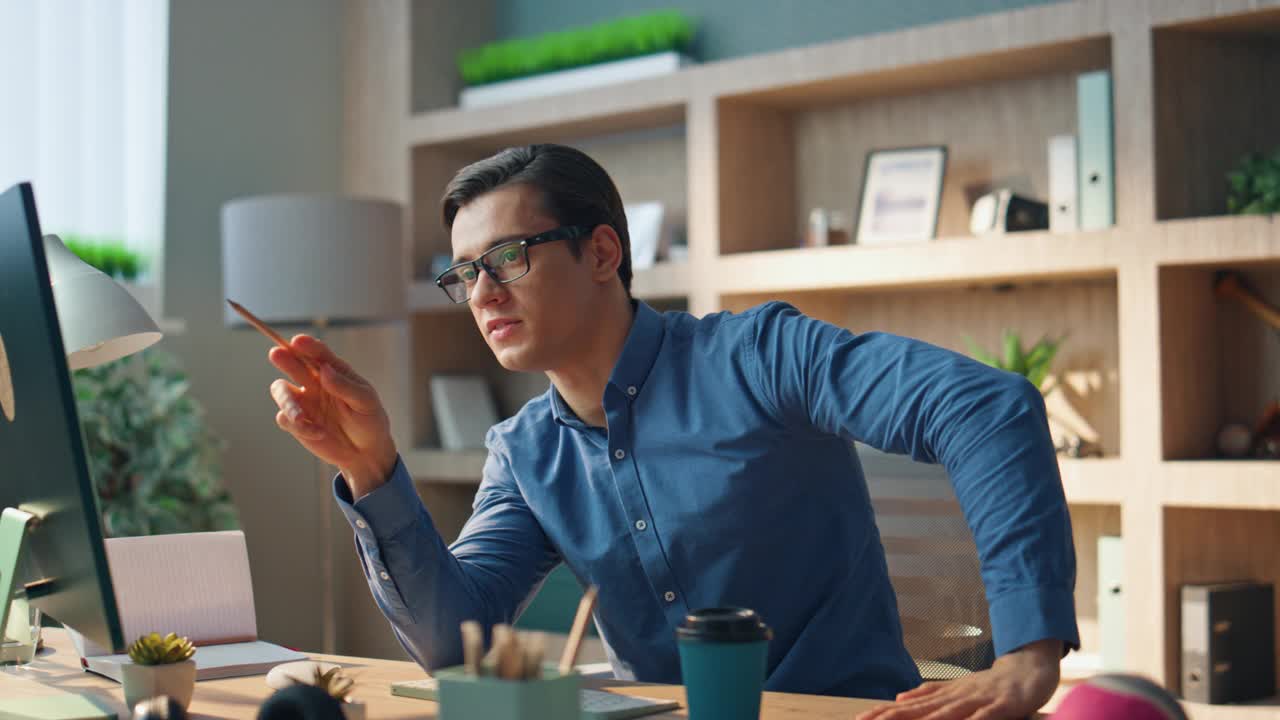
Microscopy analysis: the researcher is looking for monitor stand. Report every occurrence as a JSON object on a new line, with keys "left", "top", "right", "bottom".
{"left": 0, "top": 507, "right": 117, "bottom": 719}
{"left": 1, "top": 507, "right": 43, "bottom": 665}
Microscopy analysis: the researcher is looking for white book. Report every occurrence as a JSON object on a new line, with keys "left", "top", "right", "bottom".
{"left": 1048, "top": 134, "right": 1078, "bottom": 233}
{"left": 67, "top": 531, "right": 307, "bottom": 682}
{"left": 431, "top": 375, "right": 499, "bottom": 450}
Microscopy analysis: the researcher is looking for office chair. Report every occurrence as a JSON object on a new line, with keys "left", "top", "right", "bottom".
{"left": 857, "top": 444, "right": 995, "bottom": 681}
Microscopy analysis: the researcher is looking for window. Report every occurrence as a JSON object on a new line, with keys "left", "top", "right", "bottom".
{"left": 0, "top": 0, "right": 169, "bottom": 279}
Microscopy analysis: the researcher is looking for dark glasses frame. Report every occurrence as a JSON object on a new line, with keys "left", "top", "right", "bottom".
{"left": 434, "top": 224, "right": 595, "bottom": 304}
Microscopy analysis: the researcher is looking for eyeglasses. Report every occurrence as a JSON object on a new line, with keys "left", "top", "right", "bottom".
{"left": 435, "top": 225, "right": 594, "bottom": 304}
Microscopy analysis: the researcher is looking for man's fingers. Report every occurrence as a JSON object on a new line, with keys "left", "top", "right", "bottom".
{"left": 858, "top": 689, "right": 954, "bottom": 720}
{"left": 897, "top": 682, "right": 945, "bottom": 701}
{"left": 290, "top": 334, "right": 350, "bottom": 371}
{"left": 268, "top": 347, "right": 317, "bottom": 388}
{"left": 276, "top": 410, "right": 325, "bottom": 440}
{"left": 919, "top": 698, "right": 984, "bottom": 720}
{"left": 320, "top": 363, "right": 380, "bottom": 414}
{"left": 269, "top": 379, "right": 313, "bottom": 422}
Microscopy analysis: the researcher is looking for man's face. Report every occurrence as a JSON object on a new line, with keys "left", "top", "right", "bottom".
{"left": 450, "top": 184, "right": 593, "bottom": 372}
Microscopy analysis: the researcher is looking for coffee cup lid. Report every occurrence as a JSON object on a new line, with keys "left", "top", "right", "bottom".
{"left": 676, "top": 607, "right": 772, "bottom": 643}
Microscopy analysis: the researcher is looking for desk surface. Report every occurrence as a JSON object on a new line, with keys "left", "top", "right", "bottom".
{"left": 1, "top": 630, "right": 885, "bottom": 719}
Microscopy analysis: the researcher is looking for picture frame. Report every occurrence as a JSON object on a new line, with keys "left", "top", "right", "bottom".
{"left": 854, "top": 145, "right": 947, "bottom": 246}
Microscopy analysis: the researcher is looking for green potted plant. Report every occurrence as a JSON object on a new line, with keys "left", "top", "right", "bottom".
{"left": 456, "top": 10, "right": 696, "bottom": 107}
{"left": 1227, "top": 147, "right": 1280, "bottom": 215}
{"left": 73, "top": 348, "right": 238, "bottom": 538}
{"left": 121, "top": 632, "right": 197, "bottom": 709}
{"left": 964, "top": 329, "right": 1067, "bottom": 395}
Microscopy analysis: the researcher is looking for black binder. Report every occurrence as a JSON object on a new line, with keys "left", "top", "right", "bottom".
{"left": 1180, "top": 581, "right": 1275, "bottom": 704}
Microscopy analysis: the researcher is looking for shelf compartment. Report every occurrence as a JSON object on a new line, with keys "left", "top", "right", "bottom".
{"left": 406, "top": 88, "right": 687, "bottom": 149}
{"left": 408, "top": 311, "right": 548, "bottom": 452}
{"left": 1059, "top": 457, "right": 1127, "bottom": 506}
{"left": 1153, "top": 8, "right": 1280, "bottom": 221}
{"left": 1163, "top": 507, "right": 1280, "bottom": 703}
{"left": 722, "top": 275, "right": 1122, "bottom": 458}
{"left": 715, "top": 228, "right": 1119, "bottom": 296}
{"left": 1158, "top": 259, "right": 1280, "bottom": 461}
{"left": 1069, "top": 503, "right": 1122, "bottom": 665}
{"left": 1149, "top": 214, "right": 1280, "bottom": 266}
{"left": 1161, "top": 460, "right": 1280, "bottom": 511}
{"left": 716, "top": 36, "right": 1110, "bottom": 256}
{"left": 410, "top": 124, "right": 689, "bottom": 285}
{"left": 630, "top": 260, "right": 691, "bottom": 302}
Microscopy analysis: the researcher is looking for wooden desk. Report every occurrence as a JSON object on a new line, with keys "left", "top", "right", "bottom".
{"left": 1, "top": 630, "right": 885, "bottom": 718}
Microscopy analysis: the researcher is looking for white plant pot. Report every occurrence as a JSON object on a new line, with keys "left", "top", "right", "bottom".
{"left": 340, "top": 700, "right": 366, "bottom": 720}
{"left": 121, "top": 660, "right": 197, "bottom": 710}
{"left": 459, "top": 51, "right": 692, "bottom": 108}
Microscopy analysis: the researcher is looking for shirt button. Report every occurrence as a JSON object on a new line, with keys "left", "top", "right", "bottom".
{"left": 627, "top": 385, "right": 637, "bottom": 396}
{"left": 379, "top": 571, "right": 390, "bottom": 581}
{"left": 635, "top": 520, "right": 647, "bottom": 531}
{"left": 355, "top": 519, "right": 367, "bottom": 529}
{"left": 614, "top": 449, "right": 625, "bottom": 460}
{"left": 664, "top": 591, "right": 676, "bottom": 603}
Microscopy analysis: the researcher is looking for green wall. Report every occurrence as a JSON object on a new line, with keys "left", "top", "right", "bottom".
{"left": 493, "top": 0, "right": 1066, "bottom": 63}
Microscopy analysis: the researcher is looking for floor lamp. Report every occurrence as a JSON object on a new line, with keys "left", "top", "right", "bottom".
{"left": 221, "top": 194, "right": 405, "bottom": 654}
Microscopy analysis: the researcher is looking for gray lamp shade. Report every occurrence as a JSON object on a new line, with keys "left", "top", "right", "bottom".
{"left": 221, "top": 194, "right": 406, "bottom": 327}
{"left": 43, "top": 234, "right": 163, "bottom": 370}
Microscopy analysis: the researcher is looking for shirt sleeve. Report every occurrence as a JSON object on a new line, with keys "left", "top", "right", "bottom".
{"left": 748, "top": 301, "right": 1079, "bottom": 658}
{"left": 332, "top": 431, "right": 560, "bottom": 670}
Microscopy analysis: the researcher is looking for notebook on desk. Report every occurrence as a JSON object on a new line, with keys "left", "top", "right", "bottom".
{"left": 391, "top": 676, "right": 681, "bottom": 720}
{"left": 67, "top": 531, "right": 307, "bottom": 681}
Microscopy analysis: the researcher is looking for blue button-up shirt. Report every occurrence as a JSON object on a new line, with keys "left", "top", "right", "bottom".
{"left": 334, "top": 300, "right": 1078, "bottom": 699}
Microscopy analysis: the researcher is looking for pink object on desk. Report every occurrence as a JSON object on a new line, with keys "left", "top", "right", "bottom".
{"left": 1051, "top": 674, "right": 1188, "bottom": 720}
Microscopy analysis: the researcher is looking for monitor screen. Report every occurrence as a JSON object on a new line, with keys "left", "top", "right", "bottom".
{"left": 0, "top": 182, "right": 124, "bottom": 652}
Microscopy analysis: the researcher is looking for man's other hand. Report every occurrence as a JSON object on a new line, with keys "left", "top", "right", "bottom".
{"left": 856, "top": 639, "right": 1063, "bottom": 720}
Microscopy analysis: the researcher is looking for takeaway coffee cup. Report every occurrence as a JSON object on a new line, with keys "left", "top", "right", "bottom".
{"left": 676, "top": 607, "right": 773, "bottom": 720}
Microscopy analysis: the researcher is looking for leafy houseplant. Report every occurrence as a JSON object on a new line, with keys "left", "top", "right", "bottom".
{"left": 457, "top": 10, "right": 695, "bottom": 87}
{"left": 1227, "top": 147, "right": 1280, "bottom": 215}
{"left": 73, "top": 348, "right": 239, "bottom": 538}
{"left": 964, "top": 330, "right": 1067, "bottom": 395}
{"left": 61, "top": 233, "right": 146, "bottom": 281}
{"left": 122, "top": 632, "right": 198, "bottom": 709}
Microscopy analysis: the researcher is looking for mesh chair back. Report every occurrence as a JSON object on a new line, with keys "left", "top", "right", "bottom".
{"left": 857, "top": 444, "right": 994, "bottom": 681}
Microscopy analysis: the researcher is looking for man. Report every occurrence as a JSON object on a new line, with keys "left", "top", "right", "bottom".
{"left": 266, "top": 144, "right": 1077, "bottom": 719}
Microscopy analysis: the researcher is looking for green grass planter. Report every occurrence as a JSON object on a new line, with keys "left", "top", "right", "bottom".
{"left": 456, "top": 11, "right": 695, "bottom": 107}
{"left": 62, "top": 233, "right": 146, "bottom": 282}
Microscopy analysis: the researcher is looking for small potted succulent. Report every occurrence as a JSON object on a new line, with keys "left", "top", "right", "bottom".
{"left": 296, "top": 666, "right": 364, "bottom": 720}
{"left": 121, "top": 632, "right": 197, "bottom": 710}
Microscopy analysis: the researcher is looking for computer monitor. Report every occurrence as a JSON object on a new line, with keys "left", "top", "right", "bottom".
{"left": 0, "top": 181, "right": 125, "bottom": 656}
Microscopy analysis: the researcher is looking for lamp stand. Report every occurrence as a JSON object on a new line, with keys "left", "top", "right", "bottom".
{"left": 312, "top": 321, "right": 336, "bottom": 657}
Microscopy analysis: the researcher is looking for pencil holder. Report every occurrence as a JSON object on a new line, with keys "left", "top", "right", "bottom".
{"left": 434, "top": 666, "right": 580, "bottom": 720}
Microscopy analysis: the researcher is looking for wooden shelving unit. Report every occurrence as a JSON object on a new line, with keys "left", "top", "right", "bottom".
{"left": 341, "top": 0, "right": 1280, "bottom": 708}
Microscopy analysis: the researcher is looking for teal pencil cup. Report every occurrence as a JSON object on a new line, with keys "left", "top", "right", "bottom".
{"left": 434, "top": 665, "right": 580, "bottom": 720}
{"left": 676, "top": 608, "right": 773, "bottom": 720}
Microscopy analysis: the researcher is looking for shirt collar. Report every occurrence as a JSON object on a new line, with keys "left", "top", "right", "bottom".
{"left": 549, "top": 300, "right": 665, "bottom": 428}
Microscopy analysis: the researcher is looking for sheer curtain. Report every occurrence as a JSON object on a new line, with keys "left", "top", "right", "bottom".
{"left": 0, "top": 0, "right": 169, "bottom": 278}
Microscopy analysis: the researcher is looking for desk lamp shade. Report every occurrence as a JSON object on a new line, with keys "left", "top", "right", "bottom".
{"left": 43, "top": 234, "right": 163, "bottom": 370}
{"left": 221, "top": 194, "right": 405, "bottom": 327}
